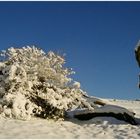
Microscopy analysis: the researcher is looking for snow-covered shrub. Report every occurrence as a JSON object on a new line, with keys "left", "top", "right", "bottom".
{"left": 0, "top": 46, "right": 93, "bottom": 120}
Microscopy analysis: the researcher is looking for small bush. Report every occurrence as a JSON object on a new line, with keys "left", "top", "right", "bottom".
{"left": 0, "top": 46, "right": 93, "bottom": 120}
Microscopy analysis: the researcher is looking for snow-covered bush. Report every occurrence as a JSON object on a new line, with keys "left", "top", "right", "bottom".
{"left": 0, "top": 46, "right": 93, "bottom": 120}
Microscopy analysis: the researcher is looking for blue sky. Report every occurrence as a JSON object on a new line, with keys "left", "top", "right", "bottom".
{"left": 0, "top": 1, "right": 140, "bottom": 99}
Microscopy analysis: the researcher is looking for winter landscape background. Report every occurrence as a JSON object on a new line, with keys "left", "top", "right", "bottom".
{"left": 0, "top": 1, "right": 140, "bottom": 139}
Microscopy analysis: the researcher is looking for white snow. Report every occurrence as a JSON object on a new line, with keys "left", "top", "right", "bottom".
{"left": 0, "top": 98, "right": 140, "bottom": 139}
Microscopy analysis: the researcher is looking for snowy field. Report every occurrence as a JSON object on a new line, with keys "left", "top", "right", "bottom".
{"left": 0, "top": 98, "right": 140, "bottom": 139}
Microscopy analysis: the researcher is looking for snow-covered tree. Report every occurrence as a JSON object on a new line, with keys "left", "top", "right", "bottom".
{"left": 0, "top": 46, "right": 94, "bottom": 120}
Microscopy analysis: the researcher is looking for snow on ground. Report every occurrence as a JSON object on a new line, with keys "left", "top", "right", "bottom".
{"left": 0, "top": 98, "right": 140, "bottom": 139}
